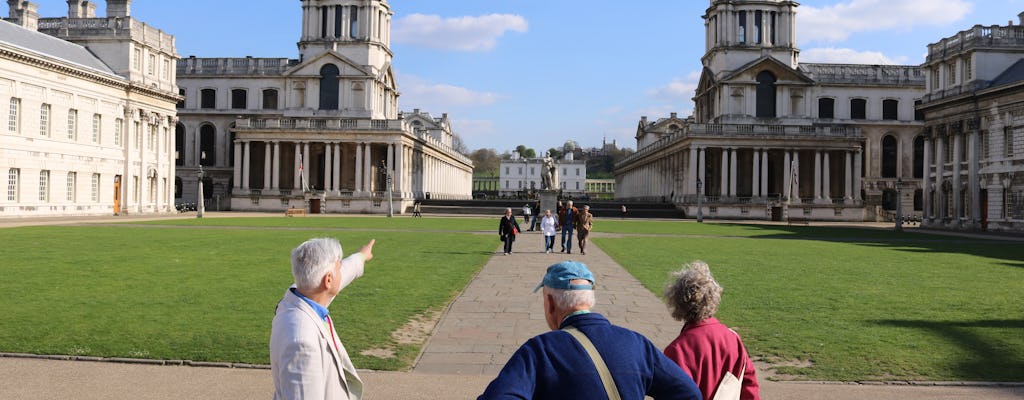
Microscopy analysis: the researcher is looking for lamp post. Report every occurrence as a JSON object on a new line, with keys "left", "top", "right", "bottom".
{"left": 196, "top": 165, "right": 205, "bottom": 219}
{"left": 381, "top": 160, "right": 393, "bottom": 218}
{"left": 895, "top": 176, "right": 903, "bottom": 232}
{"left": 696, "top": 177, "right": 703, "bottom": 223}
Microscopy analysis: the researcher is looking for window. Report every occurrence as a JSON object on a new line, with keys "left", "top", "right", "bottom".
{"left": 200, "top": 89, "right": 216, "bottom": 109}
{"left": 882, "top": 99, "right": 898, "bottom": 120}
{"left": 964, "top": 57, "right": 972, "bottom": 81}
{"left": 818, "top": 98, "right": 835, "bottom": 119}
{"left": 505, "top": 167, "right": 509, "bottom": 174}
{"left": 913, "top": 136, "right": 924, "bottom": 179}
{"left": 319, "top": 64, "right": 340, "bottom": 110}
{"left": 931, "top": 67, "right": 940, "bottom": 90}
{"left": 754, "top": 11, "right": 763, "bottom": 44}
{"left": 914, "top": 100, "right": 924, "bottom": 121}
{"left": 334, "top": 5, "right": 343, "bottom": 37}
{"left": 148, "top": 124, "right": 156, "bottom": 150}
{"left": 200, "top": 124, "right": 216, "bottom": 166}
{"left": 947, "top": 63, "right": 956, "bottom": 86}
{"left": 177, "top": 88, "right": 185, "bottom": 109}
{"left": 133, "top": 48, "right": 141, "bottom": 70}
{"left": 66, "top": 172, "right": 76, "bottom": 202}
{"left": 175, "top": 124, "right": 184, "bottom": 166}
{"left": 147, "top": 54, "right": 156, "bottom": 75}
{"left": 769, "top": 12, "right": 777, "bottom": 45}
{"left": 518, "top": 167, "right": 522, "bottom": 174}
{"left": 7, "top": 168, "right": 18, "bottom": 201}
{"left": 67, "top": 109, "right": 77, "bottom": 140}
{"left": 231, "top": 89, "right": 247, "bottom": 109}
{"left": 262, "top": 89, "right": 279, "bottom": 110}
{"left": 134, "top": 121, "right": 141, "bottom": 149}
{"left": 39, "top": 104, "right": 50, "bottom": 136}
{"left": 850, "top": 99, "right": 866, "bottom": 120}
{"left": 174, "top": 177, "right": 182, "bottom": 198}
{"left": 132, "top": 176, "right": 138, "bottom": 202}
{"left": 8, "top": 98, "right": 19, "bottom": 132}
{"left": 91, "top": 173, "right": 99, "bottom": 202}
{"left": 576, "top": 182, "right": 580, "bottom": 190}
{"left": 1006, "top": 127, "right": 1015, "bottom": 157}
{"left": 114, "top": 118, "right": 123, "bottom": 146}
{"left": 738, "top": 11, "right": 746, "bottom": 44}
{"left": 38, "top": 170, "right": 49, "bottom": 201}
{"left": 882, "top": 135, "right": 898, "bottom": 178}
{"left": 981, "top": 130, "right": 989, "bottom": 159}
{"left": 350, "top": 6, "right": 359, "bottom": 38}
{"left": 756, "top": 71, "right": 777, "bottom": 118}
{"left": 91, "top": 114, "right": 101, "bottom": 143}
{"left": 576, "top": 168, "right": 580, "bottom": 176}
{"left": 162, "top": 59, "right": 170, "bottom": 80}
{"left": 149, "top": 176, "right": 156, "bottom": 203}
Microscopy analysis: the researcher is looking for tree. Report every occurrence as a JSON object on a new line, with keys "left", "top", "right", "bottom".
{"left": 451, "top": 133, "right": 470, "bottom": 155}
{"left": 546, "top": 147, "right": 563, "bottom": 160}
{"left": 514, "top": 145, "right": 536, "bottom": 159}
{"left": 469, "top": 148, "right": 501, "bottom": 176}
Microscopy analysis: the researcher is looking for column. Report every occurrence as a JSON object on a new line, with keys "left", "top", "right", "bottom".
{"left": 332, "top": 143, "right": 341, "bottom": 195}
{"left": 394, "top": 143, "right": 403, "bottom": 197}
{"left": 822, "top": 152, "right": 832, "bottom": 202}
{"left": 934, "top": 137, "right": 945, "bottom": 219}
{"left": 844, "top": 151, "right": 853, "bottom": 201}
{"left": 952, "top": 133, "right": 962, "bottom": 221}
{"left": 752, "top": 149, "right": 761, "bottom": 198}
{"left": 363, "top": 142, "right": 372, "bottom": 192}
{"left": 303, "top": 142, "right": 311, "bottom": 191}
{"left": 324, "top": 142, "right": 333, "bottom": 192}
{"left": 263, "top": 142, "right": 272, "bottom": 190}
{"left": 688, "top": 147, "right": 698, "bottom": 195}
{"left": 968, "top": 131, "right": 979, "bottom": 223}
{"left": 233, "top": 141, "right": 243, "bottom": 189}
{"left": 851, "top": 148, "right": 860, "bottom": 202}
{"left": 294, "top": 143, "right": 302, "bottom": 190}
{"left": 923, "top": 137, "right": 932, "bottom": 219}
{"left": 387, "top": 142, "right": 394, "bottom": 194}
{"left": 792, "top": 151, "right": 800, "bottom": 203}
{"left": 242, "top": 141, "right": 251, "bottom": 190}
{"left": 761, "top": 149, "right": 768, "bottom": 199}
{"left": 355, "top": 143, "right": 363, "bottom": 193}
{"left": 783, "top": 150, "right": 791, "bottom": 201}
{"left": 271, "top": 141, "right": 280, "bottom": 191}
{"left": 813, "top": 150, "right": 822, "bottom": 201}
{"left": 729, "top": 148, "right": 737, "bottom": 197}
{"left": 698, "top": 148, "right": 706, "bottom": 196}
{"left": 720, "top": 149, "right": 729, "bottom": 197}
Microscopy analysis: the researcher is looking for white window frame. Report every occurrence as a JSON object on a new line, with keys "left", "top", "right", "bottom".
{"left": 92, "top": 114, "right": 101, "bottom": 143}
{"left": 7, "top": 168, "right": 18, "bottom": 201}
{"left": 133, "top": 48, "right": 142, "bottom": 70}
{"left": 66, "top": 172, "right": 76, "bottom": 202}
{"left": 114, "top": 118, "right": 123, "bottom": 146}
{"left": 38, "top": 170, "right": 49, "bottom": 201}
{"left": 91, "top": 173, "right": 100, "bottom": 202}
{"left": 67, "top": 109, "right": 77, "bottom": 140}
{"left": 39, "top": 104, "right": 50, "bottom": 137}
{"left": 8, "top": 98, "right": 19, "bottom": 132}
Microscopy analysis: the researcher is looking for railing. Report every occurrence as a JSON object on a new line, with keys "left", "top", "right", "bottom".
{"left": 177, "top": 57, "right": 297, "bottom": 75}
{"left": 927, "top": 24, "right": 1024, "bottom": 60}
{"left": 37, "top": 17, "right": 175, "bottom": 51}
{"left": 800, "top": 63, "right": 925, "bottom": 85}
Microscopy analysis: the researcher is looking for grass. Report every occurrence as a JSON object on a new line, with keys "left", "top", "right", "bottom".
{"left": 0, "top": 221, "right": 496, "bottom": 370}
{"left": 594, "top": 223, "right": 1024, "bottom": 381}
{"left": 131, "top": 215, "right": 498, "bottom": 232}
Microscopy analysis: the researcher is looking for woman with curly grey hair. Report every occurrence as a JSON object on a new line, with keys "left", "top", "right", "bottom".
{"left": 662, "top": 261, "right": 760, "bottom": 400}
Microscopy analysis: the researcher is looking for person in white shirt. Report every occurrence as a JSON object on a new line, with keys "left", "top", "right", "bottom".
{"left": 540, "top": 209, "right": 558, "bottom": 253}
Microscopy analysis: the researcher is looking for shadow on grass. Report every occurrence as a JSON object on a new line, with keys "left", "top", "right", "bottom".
{"left": 873, "top": 319, "right": 1024, "bottom": 382}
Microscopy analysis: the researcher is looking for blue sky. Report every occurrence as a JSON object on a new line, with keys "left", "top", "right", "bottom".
{"left": 28, "top": 0, "right": 1024, "bottom": 153}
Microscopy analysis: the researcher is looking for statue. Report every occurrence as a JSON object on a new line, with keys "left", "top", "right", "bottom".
{"left": 541, "top": 154, "right": 558, "bottom": 190}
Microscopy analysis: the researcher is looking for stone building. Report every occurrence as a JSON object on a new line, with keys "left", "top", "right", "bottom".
{"left": 499, "top": 154, "right": 586, "bottom": 198}
{"left": 615, "top": 0, "right": 925, "bottom": 222}
{"left": 918, "top": 14, "right": 1024, "bottom": 233}
{"left": 175, "top": 0, "right": 472, "bottom": 213}
{"left": 1, "top": 0, "right": 179, "bottom": 217}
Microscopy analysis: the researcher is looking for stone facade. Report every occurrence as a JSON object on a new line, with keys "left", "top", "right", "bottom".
{"left": 499, "top": 155, "right": 586, "bottom": 197}
{"left": 919, "top": 15, "right": 1024, "bottom": 233}
{"left": 1, "top": 0, "right": 179, "bottom": 217}
{"left": 615, "top": 0, "right": 925, "bottom": 222}
{"left": 175, "top": 0, "right": 472, "bottom": 214}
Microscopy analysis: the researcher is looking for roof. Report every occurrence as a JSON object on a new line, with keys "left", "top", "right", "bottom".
{"left": 988, "top": 59, "right": 1024, "bottom": 88}
{"left": 0, "top": 19, "right": 116, "bottom": 76}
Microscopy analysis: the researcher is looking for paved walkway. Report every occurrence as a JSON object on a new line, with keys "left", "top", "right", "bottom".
{"left": 1, "top": 216, "right": 1022, "bottom": 399}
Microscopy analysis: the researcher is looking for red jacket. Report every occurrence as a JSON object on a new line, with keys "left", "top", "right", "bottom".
{"left": 663, "top": 318, "right": 760, "bottom": 400}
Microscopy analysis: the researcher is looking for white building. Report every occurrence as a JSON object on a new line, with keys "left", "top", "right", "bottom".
{"left": 616, "top": 0, "right": 925, "bottom": 222}
{"left": 175, "top": 0, "right": 472, "bottom": 213}
{"left": 499, "top": 154, "right": 586, "bottom": 197}
{"left": 1, "top": 0, "right": 179, "bottom": 217}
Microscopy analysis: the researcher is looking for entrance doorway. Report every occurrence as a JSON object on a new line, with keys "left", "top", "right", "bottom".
{"left": 113, "top": 175, "right": 121, "bottom": 215}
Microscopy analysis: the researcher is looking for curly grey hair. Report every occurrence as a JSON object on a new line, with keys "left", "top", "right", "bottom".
{"left": 662, "top": 260, "right": 722, "bottom": 324}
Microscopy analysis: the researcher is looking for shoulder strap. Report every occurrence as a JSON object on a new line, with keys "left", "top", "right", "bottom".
{"left": 562, "top": 326, "right": 621, "bottom": 400}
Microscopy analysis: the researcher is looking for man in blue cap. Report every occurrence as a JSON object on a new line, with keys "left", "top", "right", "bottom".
{"left": 478, "top": 261, "right": 702, "bottom": 400}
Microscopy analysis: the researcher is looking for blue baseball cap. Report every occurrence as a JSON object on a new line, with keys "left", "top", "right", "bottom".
{"left": 533, "top": 261, "right": 595, "bottom": 293}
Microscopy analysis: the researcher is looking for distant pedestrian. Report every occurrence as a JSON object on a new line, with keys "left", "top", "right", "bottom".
{"left": 621, "top": 204, "right": 627, "bottom": 219}
{"left": 540, "top": 209, "right": 557, "bottom": 253}
{"left": 522, "top": 203, "right": 533, "bottom": 231}
{"left": 530, "top": 200, "right": 541, "bottom": 231}
{"left": 558, "top": 200, "right": 579, "bottom": 254}
{"left": 576, "top": 205, "right": 593, "bottom": 255}
{"left": 498, "top": 208, "right": 521, "bottom": 256}
{"left": 412, "top": 201, "right": 422, "bottom": 217}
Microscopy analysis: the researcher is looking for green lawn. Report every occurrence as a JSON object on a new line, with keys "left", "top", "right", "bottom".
{"left": 0, "top": 222, "right": 496, "bottom": 370}
{"left": 594, "top": 224, "right": 1024, "bottom": 381}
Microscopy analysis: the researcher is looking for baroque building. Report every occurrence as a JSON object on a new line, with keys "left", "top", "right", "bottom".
{"left": 1, "top": 0, "right": 179, "bottom": 217}
{"left": 498, "top": 153, "right": 587, "bottom": 198}
{"left": 615, "top": 0, "right": 925, "bottom": 222}
{"left": 918, "top": 14, "right": 1024, "bottom": 233}
{"left": 175, "top": 0, "right": 472, "bottom": 213}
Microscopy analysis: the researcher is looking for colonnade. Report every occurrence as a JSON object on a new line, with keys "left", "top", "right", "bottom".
{"left": 922, "top": 129, "right": 983, "bottom": 224}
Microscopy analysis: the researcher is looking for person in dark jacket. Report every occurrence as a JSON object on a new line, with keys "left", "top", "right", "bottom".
{"left": 478, "top": 261, "right": 702, "bottom": 400}
{"left": 498, "top": 207, "right": 521, "bottom": 255}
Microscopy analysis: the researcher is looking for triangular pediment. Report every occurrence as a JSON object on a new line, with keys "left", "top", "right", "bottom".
{"left": 696, "top": 67, "right": 717, "bottom": 96}
{"left": 379, "top": 62, "right": 398, "bottom": 93}
{"left": 719, "top": 56, "right": 814, "bottom": 84}
{"left": 283, "top": 50, "right": 372, "bottom": 78}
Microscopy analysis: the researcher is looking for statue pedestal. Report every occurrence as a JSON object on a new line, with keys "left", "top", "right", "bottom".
{"left": 539, "top": 190, "right": 559, "bottom": 216}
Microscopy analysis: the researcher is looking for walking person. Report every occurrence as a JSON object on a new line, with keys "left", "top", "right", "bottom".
{"left": 478, "top": 261, "right": 702, "bottom": 400}
{"left": 412, "top": 201, "right": 422, "bottom": 217}
{"left": 662, "top": 261, "right": 760, "bottom": 400}
{"left": 498, "top": 208, "right": 521, "bottom": 255}
{"left": 621, "top": 204, "right": 627, "bottom": 219}
{"left": 271, "top": 237, "right": 376, "bottom": 400}
{"left": 558, "top": 200, "right": 579, "bottom": 253}
{"left": 576, "top": 204, "right": 593, "bottom": 255}
{"left": 530, "top": 200, "right": 541, "bottom": 231}
{"left": 540, "top": 209, "right": 557, "bottom": 254}
{"left": 522, "top": 203, "right": 533, "bottom": 231}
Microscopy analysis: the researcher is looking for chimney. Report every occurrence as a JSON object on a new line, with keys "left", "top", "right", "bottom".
{"left": 67, "top": 0, "right": 80, "bottom": 17}
{"left": 7, "top": 0, "right": 20, "bottom": 19}
{"left": 671, "top": 112, "right": 678, "bottom": 119}
{"left": 13, "top": 1, "right": 39, "bottom": 30}
{"left": 83, "top": 0, "right": 96, "bottom": 17}
{"left": 107, "top": 0, "right": 130, "bottom": 17}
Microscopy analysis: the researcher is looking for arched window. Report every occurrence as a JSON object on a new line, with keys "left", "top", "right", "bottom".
{"left": 174, "top": 177, "right": 182, "bottom": 198}
{"left": 199, "top": 124, "right": 216, "bottom": 166}
{"left": 175, "top": 123, "right": 184, "bottom": 166}
{"left": 200, "top": 89, "right": 216, "bottom": 109}
{"left": 881, "top": 135, "right": 898, "bottom": 178}
{"left": 913, "top": 135, "right": 925, "bottom": 178}
{"left": 319, "top": 64, "right": 340, "bottom": 110}
{"left": 262, "top": 89, "right": 278, "bottom": 110}
{"left": 818, "top": 98, "right": 835, "bottom": 119}
{"left": 882, "top": 99, "right": 898, "bottom": 120}
{"left": 850, "top": 98, "right": 867, "bottom": 119}
{"left": 913, "top": 189, "right": 923, "bottom": 211}
{"left": 756, "top": 71, "right": 777, "bottom": 118}
{"left": 231, "top": 89, "right": 247, "bottom": 109}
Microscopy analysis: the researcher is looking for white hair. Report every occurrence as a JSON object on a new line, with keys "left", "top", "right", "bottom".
{"left": 546, "top": 286, "right": 595, "bottom": 310}
{"left": 291, "top": 238, "right": 343, "bottom": 291}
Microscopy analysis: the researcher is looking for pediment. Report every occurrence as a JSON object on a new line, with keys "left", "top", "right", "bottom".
{"left": 719, "top": 56, "right": 814, "bottom": 84}
{"left": 696, "top": 67, "right": 717, "bottom": 96}
{"left": 283, "top": 51, "right": 372, "bottom": 78}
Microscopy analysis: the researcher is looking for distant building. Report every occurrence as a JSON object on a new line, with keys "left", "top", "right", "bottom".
{"left": 918, "top": 13, "right": 1024, "bottom": 233}
{"left": 1, "top": 0, "right": 179, "bottom": 217}
{"left": 499, "top": 153, "right": 586, "bottom": 197}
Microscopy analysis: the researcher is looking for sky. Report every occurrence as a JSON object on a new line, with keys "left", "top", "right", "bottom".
{"left": 25, "top": 0, "right": 1024, "bottom": 153}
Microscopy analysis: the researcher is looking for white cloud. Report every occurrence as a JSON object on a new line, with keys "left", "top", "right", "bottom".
{"left": 393, "top": 13, "right": 528, "bottom": 51}
{"left": 398, "top": 73, "right": 499, "bottom": 109}
{"left": 800, "top": 0, "right": 972, "bottom": 43}
{"left": 801, "top": 47, "right": 906, "bottom": 65}
{"left": 647, "top": 70, "right": 702, "bottom": 100}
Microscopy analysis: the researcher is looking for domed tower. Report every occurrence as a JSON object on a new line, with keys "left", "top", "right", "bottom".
{"left": 297, "top": 0, "right": 393, "bottom": 72}
{"left": 701, "top": 0, "right": 800, "bottom": 78}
